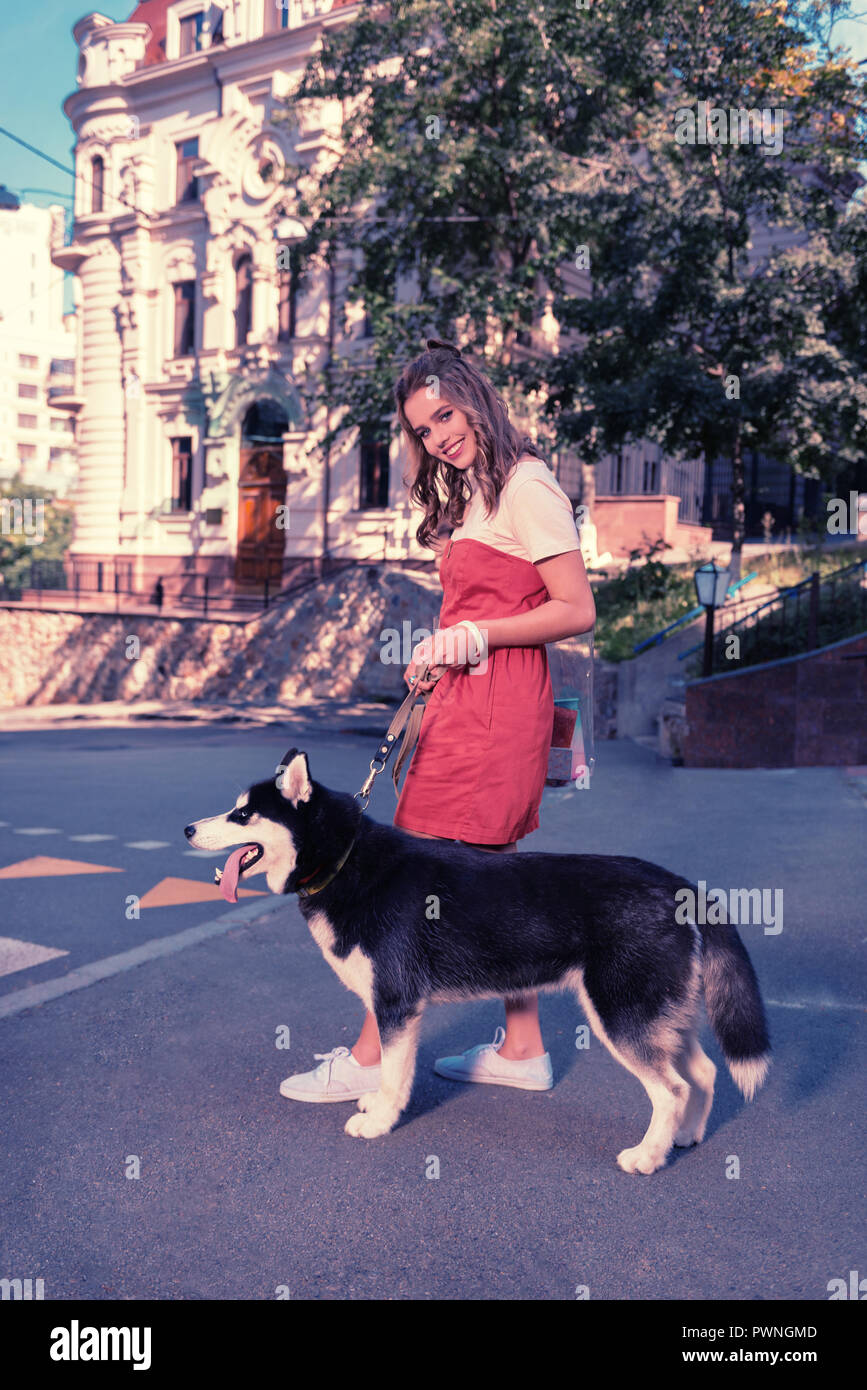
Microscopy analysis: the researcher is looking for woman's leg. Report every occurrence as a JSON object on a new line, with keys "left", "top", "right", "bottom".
{"left": 350, "top": 1009, "right": 384, "bottom": 1067}
{"left": 460, "top": 838, "right": 545, "bottom": 1062}
{"left": 351, "top": 826, "right": 448, "bottom": 1066}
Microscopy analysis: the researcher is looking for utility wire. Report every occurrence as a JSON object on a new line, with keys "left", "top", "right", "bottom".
{"left": 0, "top": 123, "right": 154, "bottom": 222}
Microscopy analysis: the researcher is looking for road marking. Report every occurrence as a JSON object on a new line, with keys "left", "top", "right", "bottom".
{"left": 0, "top": 897, "right": 282, "bottom": 1019}
{"left": 69, "top": 834, "right": 117, "bottom": 843}
{"left": 124, "top": 840, "right": 171, "bottom": 850}
{"left": 138, "top": 876, "right": 266, "bottom": 908}
{"left": 766, "top": 997, "right": 865, "bottom": 1012}
{"left": 184, "top": 849, "right": 222, "bottom": 858}
{"left": 0, "top": 856, "right": 123, "bottom": 879}
{"left": 0, "top": 936, "right": 68, "bottom": 979}
{"left": 13, "top": 827, "right": 62, "bottom": 836}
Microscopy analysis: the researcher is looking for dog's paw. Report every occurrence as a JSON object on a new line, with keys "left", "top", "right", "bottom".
{"left": 344, "top": 1110, "right": 396, "bottom": 1140}
{"left": 356, "top": 1091, "right": 378, "bottom": 1113}
{"left": 616, "top": 1143, "right": 668, "bottom": 1175}
{"left": 674, "top": 1127, "right": 698, "bottom": 1148}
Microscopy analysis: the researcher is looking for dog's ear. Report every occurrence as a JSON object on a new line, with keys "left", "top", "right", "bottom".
{"left": 276, "top": 750, "right": 313, "bottom": 806}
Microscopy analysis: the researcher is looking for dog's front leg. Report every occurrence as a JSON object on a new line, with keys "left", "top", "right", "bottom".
{"left": 345, "top": 1007, "right": 424, "bottom": 1140}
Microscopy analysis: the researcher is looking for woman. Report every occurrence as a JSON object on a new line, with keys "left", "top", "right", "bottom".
{"left": 281, "top": 339, "right": 596, "bottom": 1103}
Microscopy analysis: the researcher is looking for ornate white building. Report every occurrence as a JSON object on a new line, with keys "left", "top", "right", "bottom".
{"left": 53, "top": 0, "right": 423, "bottom": 598}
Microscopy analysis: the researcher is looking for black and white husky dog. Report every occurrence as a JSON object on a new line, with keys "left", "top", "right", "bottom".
{"left": 184, "top": 750, "right": 771, "bottom": 1175}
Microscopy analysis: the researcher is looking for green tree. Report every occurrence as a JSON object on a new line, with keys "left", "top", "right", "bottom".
{"left": 540, "top": 0, "right": 867, "bottom": 576}
{"left": 276, "top": 0, "right": 652, "bottom": 452}
{"left": 277, "top": 0, "right": 867, "bottom": 575}
{"left": 0, "top": 476, "right": 73, "bottom": 590}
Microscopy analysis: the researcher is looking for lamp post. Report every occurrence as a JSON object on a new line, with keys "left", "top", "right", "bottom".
{"left": 694, "top": 559, "right": 731, "bottom": 678}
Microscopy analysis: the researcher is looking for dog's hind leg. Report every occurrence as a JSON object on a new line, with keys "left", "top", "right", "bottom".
{"left": 612, "top": 1055, "right": 690, "bottom": 1175}
{"left": 572, "top": 973, "right": 689, "bottom": 1175}
{"left": 673, "top": 1032, "right": 717, "bottom": 1147}
{"left": 345, "top": 1005, "right": 425, "bottom": 1140}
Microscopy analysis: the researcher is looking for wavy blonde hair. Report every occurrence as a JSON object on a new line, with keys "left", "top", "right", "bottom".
{"left": 394, "top": 339, "right": 546, "bottom": 549}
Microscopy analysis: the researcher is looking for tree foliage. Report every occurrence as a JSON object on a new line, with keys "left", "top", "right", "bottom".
{"left": 276, "top": 0, "right": 867, "bottom": 567}
{"left": 0, "top": 477, "right": 73, "bottom": 588}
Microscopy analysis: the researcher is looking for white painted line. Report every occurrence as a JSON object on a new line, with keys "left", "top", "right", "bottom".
{"left": 184, "top": 849, "right": 222, "bottom": 858}
{"left": 0, "top": 937, "right": 68, "bottom": 979}
{"left": 0, "top": 821, "right": 9, "bottom": 827}
{"left": 0, "top": 897, "right": 283, "bottom": 1020}
{"left": 13, "top": 828, "right": 61, "bottom": 836}
{"left": 69, "top": 834, "right": 117, "bottom": 843}
{"left": 766, "top": 997, "right": 865, "bottom": 1012}
{"left": 124, "top": 841, "right": 171, "bottom": 850}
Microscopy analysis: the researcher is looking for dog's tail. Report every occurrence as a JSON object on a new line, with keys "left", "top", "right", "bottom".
{"left": 699, "top": 919, "right": 771, "bottom": 1100}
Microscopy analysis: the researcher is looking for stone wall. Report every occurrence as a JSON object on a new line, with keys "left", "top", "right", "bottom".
{"left": 683, "top": 630, "right": 867, "bottom": 768}
{"left": 0, "top": 567, "right": 443, "bottom": 708}
{"left": 1, "top": 568, "right": 618, "bottom": 734}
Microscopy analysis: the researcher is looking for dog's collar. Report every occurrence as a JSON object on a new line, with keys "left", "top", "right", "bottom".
{"left": 294, "top": 807, "right": 363, "bottom": 899}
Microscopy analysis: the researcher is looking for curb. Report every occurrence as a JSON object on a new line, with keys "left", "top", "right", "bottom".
{"left": 0, "top": 698, "right": 398, "bottom": 735}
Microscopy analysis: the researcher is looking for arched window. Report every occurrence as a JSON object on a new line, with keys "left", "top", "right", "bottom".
{"left": 91, "top": 155, "right": 104, "bottom": 214}
{"left": 234, "top": 253, "right": 252, "bottom": 347}
{"left": 241, "top": 400, "right": 288, "bottom": 442}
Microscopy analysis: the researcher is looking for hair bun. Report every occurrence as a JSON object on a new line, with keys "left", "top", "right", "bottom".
{"left": 426, "top": 338, "right": 462, "bottom": 357}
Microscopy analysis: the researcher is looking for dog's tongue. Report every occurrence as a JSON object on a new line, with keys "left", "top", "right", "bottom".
{"left": 219, "top": 844, "right": 257, "bottom": 904}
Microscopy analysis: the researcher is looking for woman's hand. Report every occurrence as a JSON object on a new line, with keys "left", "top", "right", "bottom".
{"left": 404, "top": 623, "right": 486, "bottom": 691}
{"left": 403, "top": 659, "right": 447, "bottom": 693}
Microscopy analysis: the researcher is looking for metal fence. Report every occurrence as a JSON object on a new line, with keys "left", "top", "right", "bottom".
{"left": 0, "top": 558, "right": 322, "bottom": 617}
{"left": 679, "top": 558, "right": 867, "bottom": 673}
{"left": 0, "top": 552, "right": 432, "bottom": 619}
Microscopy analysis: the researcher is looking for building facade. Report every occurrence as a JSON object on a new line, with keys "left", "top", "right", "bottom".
{"left": 55, "top": 2, "right": 850, "bottom": 594}
{"left": 0, "top": 201, "right": 79, "bottom": 496}
{"left": 53, "top": 0, "right": 426, "bottom": 598}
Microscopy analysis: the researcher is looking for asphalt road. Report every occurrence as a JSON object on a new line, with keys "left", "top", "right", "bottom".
{"left": 0, "top": 721, "right": 864, "bottom": 1301}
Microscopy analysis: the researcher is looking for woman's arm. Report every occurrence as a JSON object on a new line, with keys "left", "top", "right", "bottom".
{"left": 478, "top": 549, "right": 596, "bottom": 650}
{"left": 407, "top": 549, "right": 595, "bottom": 681}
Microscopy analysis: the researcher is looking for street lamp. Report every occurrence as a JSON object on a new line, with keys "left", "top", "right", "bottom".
{"left": 694, "top": 559, "right": 731, "bottom": 678}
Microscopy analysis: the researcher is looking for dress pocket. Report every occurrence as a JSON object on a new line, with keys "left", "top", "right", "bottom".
{"left": 484, "top": 649, "right": 500, "bottom": 731}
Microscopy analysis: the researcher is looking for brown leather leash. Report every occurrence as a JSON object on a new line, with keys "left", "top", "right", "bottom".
{"left": 355, "top": 664, "right": 436, "bottom": 810}
{"left": 292, "top": 667, "right": 437, "bottom": 899}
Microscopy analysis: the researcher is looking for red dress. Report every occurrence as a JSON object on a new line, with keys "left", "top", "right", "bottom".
{"left": 393, "top": 535, "right": 554, "bottom": 844}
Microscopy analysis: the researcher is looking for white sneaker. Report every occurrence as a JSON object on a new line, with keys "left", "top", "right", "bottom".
{"left": 434, "top": 1026, "right": 554, "bottom": 1091}
{"left": 279, "top": 1045, "right": 381, "bottom": 1103}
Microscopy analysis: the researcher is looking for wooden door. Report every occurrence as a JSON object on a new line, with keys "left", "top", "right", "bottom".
{"left": 235, "top": 448, "right": 287, "bottom": 585}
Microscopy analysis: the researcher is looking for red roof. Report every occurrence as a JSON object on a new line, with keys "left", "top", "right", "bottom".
{"left": 124, "top": 0, "right": 358, "bottom": 67}
{"left": 125, "top": 0, "right": 169, "bottom": 66}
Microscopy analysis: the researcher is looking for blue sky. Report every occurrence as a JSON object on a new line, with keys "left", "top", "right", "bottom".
{"left": 1, "top": 2, "right": 865, "bottom": 214}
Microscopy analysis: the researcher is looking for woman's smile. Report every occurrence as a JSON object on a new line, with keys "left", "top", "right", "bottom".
{"left": 403, "top": 390, "right": 477, "bottom": 470}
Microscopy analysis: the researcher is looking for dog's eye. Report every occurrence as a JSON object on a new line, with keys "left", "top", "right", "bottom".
{"left": 233, "top": 807, "right": 252, "bottom": 824}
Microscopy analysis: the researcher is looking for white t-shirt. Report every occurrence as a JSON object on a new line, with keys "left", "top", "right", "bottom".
{"left": 452, "top": 456, "right": 581, "bottom": 565}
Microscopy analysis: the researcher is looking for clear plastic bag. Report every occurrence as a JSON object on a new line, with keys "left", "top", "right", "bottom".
{"left": 545, "top": 631, "right": 595, "bottom": 788}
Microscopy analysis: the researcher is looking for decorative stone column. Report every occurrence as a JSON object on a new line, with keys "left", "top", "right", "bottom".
{"left": 281, "top": 428, "right": 315, "bottom": 559}
{"left": 116, "top": 225, "right": 151, "bottom": 589}
{"left": 68, "top": 240, "right": 127, "bottom": 582}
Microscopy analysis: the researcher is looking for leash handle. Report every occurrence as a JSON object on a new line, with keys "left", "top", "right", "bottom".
{"left": 355, "top": 665, "right": 433, "bottom": 810}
